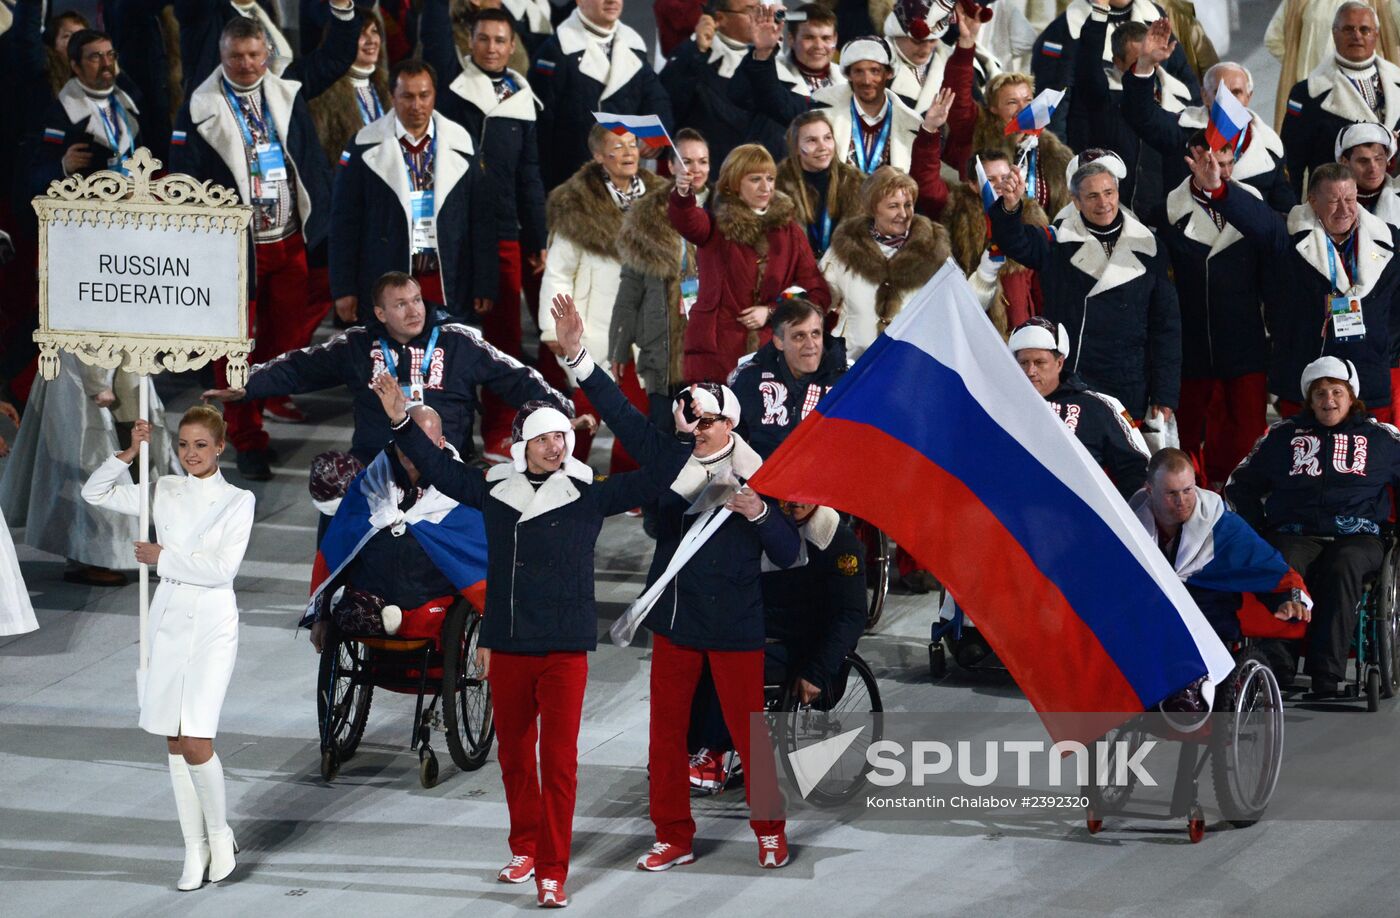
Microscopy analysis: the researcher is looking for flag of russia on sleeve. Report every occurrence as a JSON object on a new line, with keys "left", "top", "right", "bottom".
{"left": 592, "top": 111, "right": 671, "bottom": 147}
{"left": 304, "top": 469, "right": 489, "bottom": 626}
{"left": 1205, "top": 87, "right": 1250, "bottom": 151}
{"left": 748, "top": 264, "right": 1236, "bottom": 734}
{"left": 1006, "top": 88, "right": 1065, "bottom": 135}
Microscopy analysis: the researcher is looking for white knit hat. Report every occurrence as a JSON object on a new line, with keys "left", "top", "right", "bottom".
{"left": 1300, "top": 356, "right": 1360, "bottom": 398}
{"left": 1008, "top": 319, "right": 1070, "bottom": 358}
{"left": 839, "top": 36, "right": 893, "bottom": 74}
{"left": 681, "top": 382, "right": 742, "bottom": 424}
{"left": 1334, "top": 121, "right": 1398, "bottom": 161}
{"left": 510, "top": 403, "right": 575, "bottom": 472}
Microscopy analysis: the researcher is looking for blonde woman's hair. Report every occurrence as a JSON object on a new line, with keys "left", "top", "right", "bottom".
{"left": 984, "top": 71, "right": 1034, "bottom": 109}
{"left": 716, "top": 144, "right": 778, "bottom": 198}
{"left": 180, "top": 404, "right": 227, "bottom": 444}
{"left": 858, "top": 165, "right": 918, "bottom": 217}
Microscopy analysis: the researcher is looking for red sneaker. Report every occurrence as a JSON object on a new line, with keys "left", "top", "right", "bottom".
{"left": 757, "top": 832, "right": 789, "bottom": 869}
{"left": 537, "top": 877, "right": 569, "bottom": 908}
{"left": 498, "top": 854, "right": 535, "bottom": 883}
{"left": 263, "top": 396, "right": 307, "bottom": 423}
{"left": 688, "top": 748, "right": 728, "bottom": 795}
{"left": 636, "top": 842, "right": 695, "bottom": 872}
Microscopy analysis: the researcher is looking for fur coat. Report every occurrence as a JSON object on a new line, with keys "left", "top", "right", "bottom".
{"left": 820, "top": 213, "right": 952, "bottom": 358}
{"left": 776, "top": 156, "right": 865, "bottom": 254}
{"left": 310, "top": 68, "right": 390, "bottom": 166}
{"left": 539, "top": 162, "right": 666, "bottom": 381}
{"left": 611, "top": 182, "right": 696, "bottom": 393}
{"left": 970, "top": 109, "right": 1074, "bottom": 218}
{"left": 941, "top": 183, "right": 1047, "bottom": 335}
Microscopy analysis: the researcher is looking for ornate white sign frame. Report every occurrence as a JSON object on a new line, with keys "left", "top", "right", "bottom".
{"left": 33, "top": 147, "right": 254, "bottom": 386}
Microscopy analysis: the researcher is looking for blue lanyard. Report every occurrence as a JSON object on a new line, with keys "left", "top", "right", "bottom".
{"left": 354, "top": 87, "right": 382, "bottom": 124}
{"left": 809, "top": 208, "right": 833, "bottom": 255}
{"left": 222, "top": 80, "right": 276, "bottom": 150}
{"left": 400, "top": 133, "right": 436, "bottom": 190}
{"left": 96, "top": 95, "right": 131, "bottom": 161}
{"left": 1327, "top": 235, "right": 1357, "bottom": 294}
{"left": 850, "top": 99, "right": 892, "bottom": 174}
{"left": 381, "top": 325, "right": 441, "bottom": 384}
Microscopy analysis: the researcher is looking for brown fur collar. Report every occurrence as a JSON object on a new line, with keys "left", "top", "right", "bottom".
{"left": 828, "top": 214, "right": 951, "bottom": 329}
{"left": 617, "top": 182, "right": 688, "bottom": 279}
{"left": 310, "top": 74, "right": 390, "bottom": 166}
{"left": 971, "top": 110, "right": 1074, "bottom": 216}
{"left": 776, "top": 157, "right": 864, "bottom": 227}
{"left": 711, "top": 190, "right": 798, "bottom": 254}
{"left": 547, "top": 163, "right": 665, "bottom": 259}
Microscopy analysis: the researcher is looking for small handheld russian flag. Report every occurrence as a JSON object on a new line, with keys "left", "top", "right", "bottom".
{"left": 1205, "top": 87, "right": 1250, "bottom": 151}
{"left": 975, "top": 156, "right": 997, "bottom": 213}
{"left": 592, "top": 111, "right": 673, "bottom": 148}
{"left": 1005, "top": 87, "right": 1065, "bottom": 135}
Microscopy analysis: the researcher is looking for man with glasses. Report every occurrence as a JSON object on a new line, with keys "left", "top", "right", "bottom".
{"left": 32, "top": 30, "right": 144, "bottom": 188}
{"left": 661, "top": 0, "right": 787, "bottom": 164}
{"left": 1281, "top": 0, "right": 1400, "bottom": 199}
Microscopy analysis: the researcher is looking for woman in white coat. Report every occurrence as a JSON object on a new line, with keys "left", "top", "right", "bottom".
{"left": 81, "top": 405, "right": 255, "bottom": 891}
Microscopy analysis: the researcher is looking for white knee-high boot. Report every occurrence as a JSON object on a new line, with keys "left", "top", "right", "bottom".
{"left": 187, "top": 754, "right": 237, "bottom": 883}
{"left": 168, "top": 755, "right": 210, "bottom": 891}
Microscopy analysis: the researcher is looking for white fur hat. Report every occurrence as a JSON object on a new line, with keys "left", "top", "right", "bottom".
{"left": 1008, "top": 318, "right": 1070, "bottom": 358}
{"left": 1334, "top": 121, "right": 1398, "bottom": 161}
{"left": 1065, "top": 150, "right": 1128, "bottom": 188}
{"left": 683, "top": 382, "right": 742, "bottom": 425}
{"left": 1300, "top": 356, "right": 1361, "bottom": 398}
{"left": 840, "top": 36, "right": 894, "bottom": 74}
{"left": 510, "top": 403, "right": 575, "bottom": 472}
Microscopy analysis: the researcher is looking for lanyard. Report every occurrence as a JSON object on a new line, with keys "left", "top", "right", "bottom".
{"left": 849, "top": 99, "right": 891, "bottom": 174}
{"left": 222, "top": 80, "right": 275, "bottom": 150}
{"left": 400, "top": 134, "right": 436, "bottom": 190}
{"left": 1327, "top": 235, "right": 1357, "bottom": 295}
{"left": 809, "top": 208, "right": 833, "bottom": 255}
{"left": 354, "top": 87, "right": 382, "bottom": 124}
{"left": 381, "top": 325, "right": 441, "bottom": 385}
{"left": 96, "top": 95, "right": 131, "bottom": 160}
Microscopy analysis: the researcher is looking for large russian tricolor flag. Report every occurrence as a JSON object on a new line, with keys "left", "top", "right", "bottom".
{"left": 593, "top": 111, "right": 672, "bottom": 147}
{"left": 303, "top": 457, "right": 489, "bottom": 626}
{"left": 749, "top": 263, "right": 1235, "bottom": 724}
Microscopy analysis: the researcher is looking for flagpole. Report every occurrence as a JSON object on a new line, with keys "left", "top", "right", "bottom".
{"left": 137, "top": 373, "right": 150, "bottom": 701}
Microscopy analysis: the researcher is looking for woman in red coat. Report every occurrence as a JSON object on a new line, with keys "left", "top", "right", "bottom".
{"left": 670, "top": 144, "right": 831, "bottom": 384}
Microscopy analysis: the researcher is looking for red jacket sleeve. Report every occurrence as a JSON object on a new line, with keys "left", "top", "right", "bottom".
{"left": 668, "top": 188, "right": 715, "bottom": 246}
{"left": 943, "top": 45, "right": 980, "bottom": 180}
{"left": 910, "top": 129, "right": 950, "bottom": 220}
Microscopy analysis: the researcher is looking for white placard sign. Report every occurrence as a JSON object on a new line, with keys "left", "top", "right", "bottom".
{"left": 33, "top": 148, "right": 253, "bottom": 385}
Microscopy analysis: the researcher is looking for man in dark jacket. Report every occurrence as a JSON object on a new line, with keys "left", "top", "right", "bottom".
{"left": 175, "top": 0, "right": 308, "bottom": 98}
{"left": 330, "top": 58, "right": 498, "bottom": 322}
{"left": 728, "top": 296, "right": 846, "bottom": 458}
{"left": 1032, "top": 0, "right": 1199, "bottom": 140}
{"left": 1009, "top": 318, "right": 1150, "bottom": 498}
{"left": 990, "top": 156, "right": 1182, "bottom": 423}
{"left": 660, "top": 0, "right": 786, "bottom": 167}
{"left": 1120, "top": 39, "right": 1294, "bottom": 213}
{"left": 1147, "top": 133, "right": 1273, "bottom": 488}
{"left": 421, "top": 4, "right": 549, "bottom": 454}
{"left": 1279, "top": 1, "right": 1400, "bottom": 201}
{"left": 1186, "top": 150, "right": 1400, "bottom": 422}
{"left": 204, "top": 271, "right": 571, "bottom": 466}
{"left": 169, "top": 11, "right": 361, "bottom": 478}
{"left": 377, "top": 292, "right": 691, "bottom": 908}
{"left": 104, "top": 0, "right": 175, "bottom": 159}
{"left": 528, "top": 0, "right": 673, "bottom": 190}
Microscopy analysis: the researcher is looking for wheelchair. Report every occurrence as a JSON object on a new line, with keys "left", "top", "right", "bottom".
{"left": 1300, "top": 531, "right": 1400, "bottom": 711}
{"left": 848, "top": 517, "right": 892, "bottom": 631}
{"left": 316, "top": 596, "right": 495, "bottom": 788}
{"left": 768, "top": 649, "right": 884, "bottom": 808}
{"left": 928, "top": 599, "right": 1007, "bottom": 679}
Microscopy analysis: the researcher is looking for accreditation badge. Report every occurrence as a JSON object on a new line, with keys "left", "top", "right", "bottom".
{"left": 410, "top": 189, "right": 437, "bottom": 253}
{"left": 1330, "top": 294, "right": 1365, "bottom": 340}
{"left": 255, "top": 141, "right": 289, "bottom": 181}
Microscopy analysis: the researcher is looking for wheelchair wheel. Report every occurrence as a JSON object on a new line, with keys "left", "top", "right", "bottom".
{"left": 317, "top": 629, "right": 374, "bottom": 769}
{"left": 855, "top": 521, "right": 891, "bottom": 631}
{"left": 1083, "top": 720, "right": 1146, "bottom": 818}
{"left": 442, "top": 601, "right": 494, "bottom": 772}
{"left": 1375, "top": 545, "right": 1400, "bottom": 699}
{"left": 776, "top": 652, "right": 882, "bottom": 808}
{"left": 1210, "top": 647, "right": 1284, "bottom": 827}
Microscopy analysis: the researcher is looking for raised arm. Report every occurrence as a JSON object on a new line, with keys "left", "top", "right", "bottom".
{"left": 286, "top": 0, "right": 361, "bottom": 100}
{"left": 987, "top": 169, "right": 1051, "bottom": 270}
{"left": 372, "top": 374, "right": 490, "bottom": 506}
{"left": 1185, "top": 146, "right": 1293, "bottom": 257}
{"left": 668, "top": 185, "right": 716, "bottom": 246}
{"left": 81, "top": 453, "right": 147, "bottom": 518}
{"left": 418, "top": 0, "right": 464, "bottom": 85}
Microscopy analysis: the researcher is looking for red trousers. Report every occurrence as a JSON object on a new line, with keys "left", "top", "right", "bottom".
{"left": 1177, "top": 373, "right": 1268, "bottom": 488}
{"left": 480, "top": 241, "right": 525, "bottom": 449}
{"left": 1278, "top": 365, "right": 1398, "bottom": 425}
{"left": 220, "top": 233, "right": 314, "bottom": 453}
{"left": 648, "top": 633, "right": 784, "bottom": 848}
{"left": 569, "top": 361, "right": 649, "bottom": 472}
{"left": 305, "top": 264, "right": 332, "bottom": 349}
{"left": 488, "top": 650, "right": 588, "bottom": 886}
